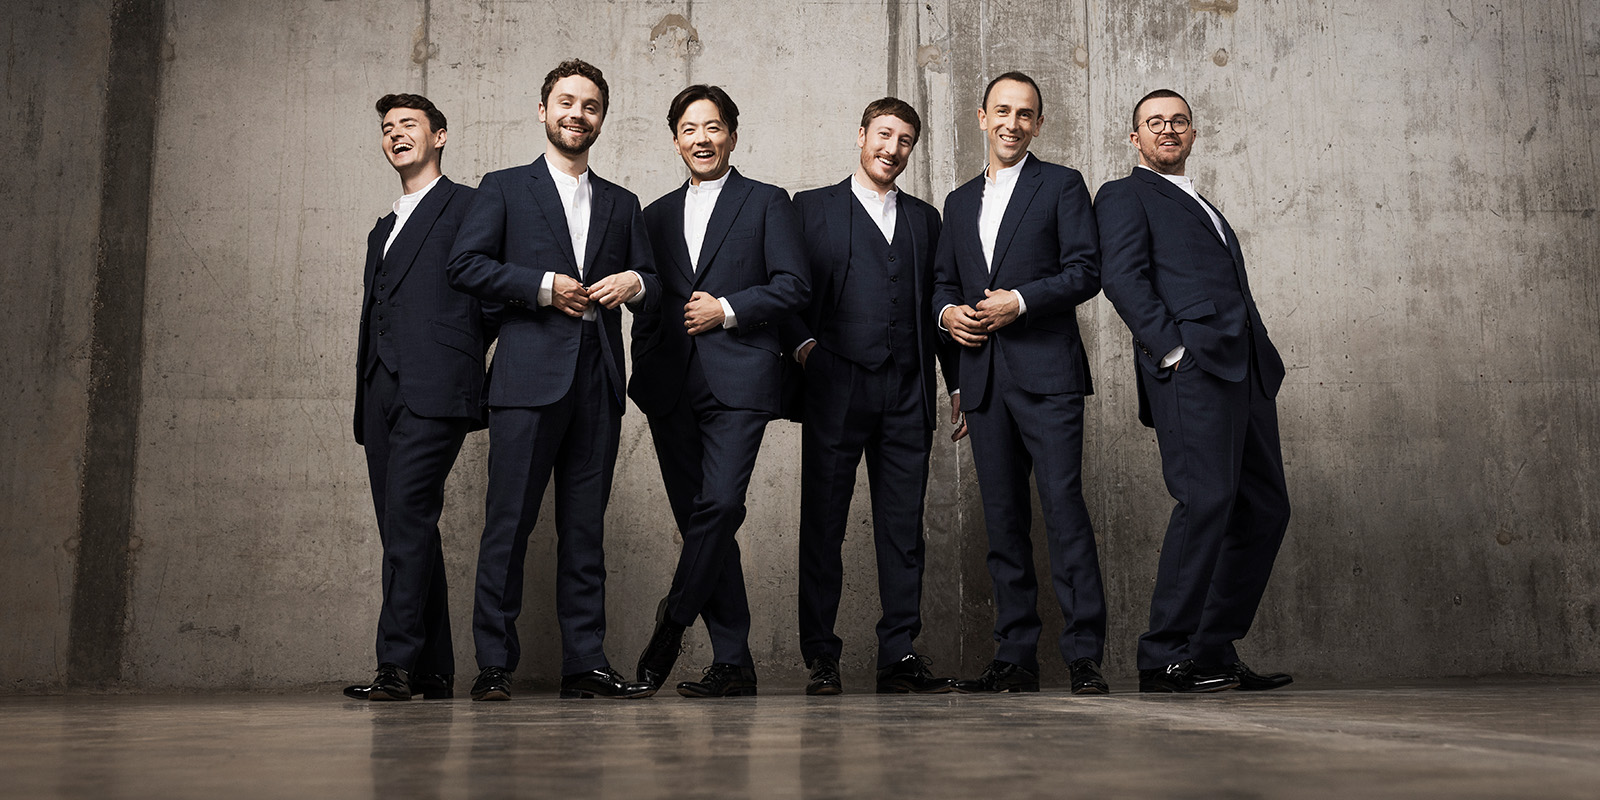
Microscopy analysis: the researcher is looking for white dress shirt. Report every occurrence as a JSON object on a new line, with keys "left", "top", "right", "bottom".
{"left": 384, "top": 174, "right": 442, "bottom": 256}
{"left": 936, "top": 154, "right": 1033, "bottom": 342}
{"left": 1137, "top": 165, "right": 1227, "bottom": 367}
{"left": 683, "top": 171, "right": 738, "bottom": 328}
{"left": 851, "top": 174, "right": 898, "bottom": 243}
{"left": 538, "top": 160, "right": 598, "bottom": 320}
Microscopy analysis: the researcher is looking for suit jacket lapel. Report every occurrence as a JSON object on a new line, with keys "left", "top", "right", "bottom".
{"left": 988, "top": 156, "right": 1042, "bottom": 288}
{"left": 826, "top": 179, "right": 853, "bottom": 306}
{"left": 662, "top": 183, "right": 695, "bottom": 285}
{"left": 1136, "top": 167, "right": 1226, "bottom": 248}
{"left": 582, "top": 174, "right": 615, "bottom": 279}
{"left": 380, "top": 176, "right": 455, "bottom": 288}
{"left": 692, "top": 168, "right": 752, "bottom": 289}
{"left": 365, "top": 215, "right": 393, "bottom": 293}
{"left": 527, "top": 155, "right": 580, "bottom": 274}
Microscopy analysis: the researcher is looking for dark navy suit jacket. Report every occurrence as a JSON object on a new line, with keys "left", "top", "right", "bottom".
{"left": 1095, "top": 167, "right": 1285, "bottom": 425}
{"left": 447, "top": 156, "right": 661, "bottom": 410}
{"left": 629, "top": 168, "right": 809, "bottom": 417}
{"left": 354, "top": 176, "right": 487, "bottom": 444}
{"left": 779, "top": 178, "right": 956, "bottom": 428}
{"left": 930, "top": 155, "right": 1101, "bottom": 408}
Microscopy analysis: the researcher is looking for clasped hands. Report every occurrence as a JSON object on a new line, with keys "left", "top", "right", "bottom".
{"left": 941, "top": 288, "right": 1021, "bottom": 347}
{"left": 550, "top": 273, "right": 641, "bottom": 317}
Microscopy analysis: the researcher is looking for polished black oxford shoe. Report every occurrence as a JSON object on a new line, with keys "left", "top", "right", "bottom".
{"left": 1138, "top": 660, "right": 1239, "bottom": 693}
{"left": 953, "top": 660, "right": 1039, "bottom": 693}
{"left": 560, "top": 668, "right": 656, "bottom": 699}
{"left": 806, "top": 656, "right": 842, "bottom": 696}
{"left": 342, "top": 663, "right": 411, "bottom": 701}
{"left": 1069, "top": 657, "right": 1110, "bottom": 695}
{"left": 344, "top": 667, "right": 454, "bottom": 701}
{"left": 1227, "top": 661, "right": 1293, "bottom": 691}
{"left": 876, "top": 653, "right": 955, "bottom": 694}
{"left": 677, "top": 663, "right": 758, "bottom": 698}
{"left": 636, "top": 597, "right": 686, "bottom": 694}
{"left": 470, "top": 666, "right": 513, "bottom": 701}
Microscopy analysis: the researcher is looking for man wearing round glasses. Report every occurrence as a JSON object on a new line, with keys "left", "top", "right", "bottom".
{"left": 1095, "top": 90, "right": 1294, "bottom": 694}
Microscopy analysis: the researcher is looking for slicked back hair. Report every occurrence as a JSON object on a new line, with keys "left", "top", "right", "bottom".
{"left": 1131, "top": 89, "right": 1190, "bottom": 131}
{"left": 541, "top": 59, "right": 610, "bottom": 118}
{"left": 981, "top": 71, "right": 1043, "bottom": 119}
{"left": 667, "top": 84, "right": 740, "bottom": 134}
{"left": 859, "top": 97, "right": 922, "bottom": 144}
{"left": 376, "top": 93, "right": 446, "bottom": 134}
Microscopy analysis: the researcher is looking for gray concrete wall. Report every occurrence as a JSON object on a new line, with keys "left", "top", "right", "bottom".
{"left": 3, "top": 0, "right": 1596, "bottom": 691}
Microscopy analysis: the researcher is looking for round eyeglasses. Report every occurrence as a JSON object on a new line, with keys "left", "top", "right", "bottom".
{"left": 1141, "top": 117, "right": 1191, "bottom": 134}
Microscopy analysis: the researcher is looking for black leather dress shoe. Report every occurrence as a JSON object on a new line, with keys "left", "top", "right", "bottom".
{"left": 1069, "top": 658, "right": 1109, "bottom": 695}
{"left": 1228, "top": 661, "right": 1293, "bottom": 691}
{"left": 876, "top": 654, "right": 955, "bottom": 694}
{"left": 636, "top": 597, "right": 686, "bottom": 694}
{"left": 676, "top": 663, "right": 758, "bottom": 698}
{"left": 560, "top": 668, "right": 655, "bottom": 699}
{"left": 953, "top": 660, "right": 1039, "bottom": 693}
{"left": 1138, "top": 660, "right": 1239, "bottom": 693}
{"left": 806, "top": 656, "right": 842, "bottom": 696}
{"left": 342, "top": 663, "right": 411, "bottom": 701}
{"left": 342, "top": 671, "right": 453, "bottom": 700}
{"left": 470, "top": 666, "right": 513, "bottom": 701}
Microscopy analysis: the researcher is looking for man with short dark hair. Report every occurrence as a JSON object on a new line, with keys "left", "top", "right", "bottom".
{"left": 344, "top": 93, "right": 485, "bottom": 702}
{"left": 630, "top": 84, "right": 810, "bottom": 698}
{"left": 1095, "top": 89, "right": 1293, "bottom": 693}
{"left": 779, "top": 97, "right": 957, "bottom": 695}
{"left": 448, "top": 59, "right": 660, "bottom": 701}
{"left": 933, "top": 71, "right": 1110, "bottom": 695}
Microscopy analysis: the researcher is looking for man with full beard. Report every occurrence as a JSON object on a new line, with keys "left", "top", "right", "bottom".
{"left": 779, "top": 97, "right": 958, "bottom": 695}
{"left": 448, "top": 59, "right": 660, "bottom": 701}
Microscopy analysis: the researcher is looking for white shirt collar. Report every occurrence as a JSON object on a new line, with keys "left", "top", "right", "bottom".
{"left": 1137, "top": 163, "right": 1193, "bottom": 189}
{"left": 688, "top": 170, "right": 732, "bottom": 195}
{"left": 545, "top": 157, "right": 589, "bottom": 188}
{"left": 392, "top": 174, "right": 442, "bottom": 215}
{"left": 850, "top": 174, "right": 898, "bottom": 206}
{"left": 985, "top": 152, "right": 1030, "bottom": 187}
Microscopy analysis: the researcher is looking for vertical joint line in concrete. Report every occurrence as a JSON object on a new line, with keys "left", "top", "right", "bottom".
{"left": 420, "top": 0, "right": 431, "bottom": 94}
{"left": 67, "top": 0, "right": 165, "bottom": 687}
{"left": 886, "top": 0, "right": 902, "bottom": 98}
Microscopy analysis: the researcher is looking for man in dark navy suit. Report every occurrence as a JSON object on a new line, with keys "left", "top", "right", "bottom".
{"left": 932, "top": 72, "right": 1110, "bottom": 695}
{"left": 1095, "top": 90, "right": 1293, "bottom": 693}
{"left": 778, "top": 97, "right": 957, "bottom": 696}
{"left": 630, "top": 85, "right": 810, "bottom": 698}
{"left": 447, "top": 60, "right": 660, "bottom": 701}
{"left": 344, "top": 94, "right": 487, "bottom": 701}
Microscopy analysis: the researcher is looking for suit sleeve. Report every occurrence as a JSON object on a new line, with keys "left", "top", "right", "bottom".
{"left": 930, "top": 195, "right": 963, "bottom": 342}
{"left": 445, "top": 171, "right": 548, "bottom": 308}
{"left": 625, "top": 196, "right": 662, "bottom": 314}
{"left": 776, "top": 194, "right": 819, "bottom": 355}
{"left": 720, "top": 187, "right": 810, "bottom": 328}
{"left": 1011, "top": 169, "right": 1101, "bottom": 317}
{"left": 924, "top": 208, "right": 959, "bottom": 394}
{"left": 1095, "top": 180, "right": 1183, "bottom": 365}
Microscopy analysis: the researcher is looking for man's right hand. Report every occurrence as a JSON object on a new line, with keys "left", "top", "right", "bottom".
{"left": 942, "top": 304, "right": 989, "bottom": 348}
{"left": 551, "top": 274, "right": 591, "bottom": 318}
{"left": 797, "top": 340, "right": 817, "bottom": 367}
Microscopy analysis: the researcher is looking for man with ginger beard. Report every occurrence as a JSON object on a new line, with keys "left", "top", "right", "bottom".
{"left": 629, "top": 85, "right": 809, "bottom": 698}
{"left": 1095, "top": 89, "right": 1292, "bottom": 693}
{"left": 447, "top": 59, "right": 660, "bottom": 701}
{"left": 932, "top": 71, "right": 1109, "bottom": 695}
{"left": 777, "top": 97, "right": 958, "bottom": 695}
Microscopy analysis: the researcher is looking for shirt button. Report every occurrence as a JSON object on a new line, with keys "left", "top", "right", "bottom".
{"left": 888, "top": 255, "right": 896, "bottom": 262}
{"left": 890, "top": 275, "right": 899, "bottom": 282}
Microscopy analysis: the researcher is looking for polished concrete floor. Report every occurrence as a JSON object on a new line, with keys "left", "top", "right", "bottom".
{"left": 3, "top": 678, "right": 1599, "bottom": 799}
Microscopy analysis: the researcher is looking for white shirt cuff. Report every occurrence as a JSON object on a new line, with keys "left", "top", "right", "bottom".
{"left": 794, "top": 338, "right": 816, "bottom": 362}
{"left": 937, "top": 303, "right": 957, "bottom": 333}
{"left": 537, "top": 271, "right": 555, "bottom": 307}
{"left": 1012, "top": 289, "right": 1027, "bottom": 316}
{"left": 624, "top": 270, "right": 646, "bottom": 306}
{"left": 1160, "top": 345, "right": 1186, "bottom": 369}
{"left": 719, "top": 297, "right": 737, "bottom": 329}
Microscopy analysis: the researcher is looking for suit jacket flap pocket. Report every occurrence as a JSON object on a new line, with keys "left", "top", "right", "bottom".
{"left": 432, "top": 320, "right": 479, "bottom": 356}
{"left": 1173, "top": 299, "right": 1217, "bottom": 322}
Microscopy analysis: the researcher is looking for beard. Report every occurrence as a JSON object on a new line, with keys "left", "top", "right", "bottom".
{"left": 545, "top": 118, "right": 597, "bottom": 156}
